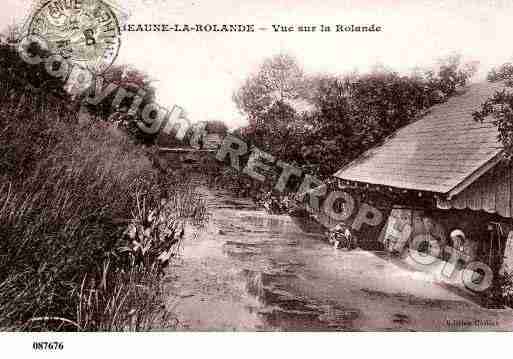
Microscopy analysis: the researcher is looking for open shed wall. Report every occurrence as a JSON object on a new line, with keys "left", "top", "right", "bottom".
{"left": 437, "top": 162, "right": 513, "bottom": 219}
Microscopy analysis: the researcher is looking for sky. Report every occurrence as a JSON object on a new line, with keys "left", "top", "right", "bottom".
{"left": 3, "top": 0, "right": 513, "bottom": 128}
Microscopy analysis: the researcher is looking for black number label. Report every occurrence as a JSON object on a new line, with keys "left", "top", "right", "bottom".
{"left": 33, "top": 342, "right": 64, "bottom": 350}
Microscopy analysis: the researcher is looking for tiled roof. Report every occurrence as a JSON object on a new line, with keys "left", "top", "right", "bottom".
{"left": 334, "top": 82, "right": 506, "bottom": 194}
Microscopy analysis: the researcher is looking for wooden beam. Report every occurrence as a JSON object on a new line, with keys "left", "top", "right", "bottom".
{"left": 446, "top": 152, "right": 504, "bottom": 200}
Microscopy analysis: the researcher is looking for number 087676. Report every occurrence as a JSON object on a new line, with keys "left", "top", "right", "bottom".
{"left": 32, "top": 342, "right": 64, "bottom": 350}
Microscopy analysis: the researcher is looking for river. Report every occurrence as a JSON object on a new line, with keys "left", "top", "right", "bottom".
{"left": 164, "top": 185, "right": 513, "bottom": 331}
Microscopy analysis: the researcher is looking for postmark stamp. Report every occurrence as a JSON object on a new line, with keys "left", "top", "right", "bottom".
{"left": 28, "top": 0, "right": 121, "bottom": 74}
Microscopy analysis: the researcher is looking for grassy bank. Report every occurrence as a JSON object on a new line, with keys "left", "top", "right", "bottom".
{"left": 0, "top": 45, "right": 207, "bottom": 331}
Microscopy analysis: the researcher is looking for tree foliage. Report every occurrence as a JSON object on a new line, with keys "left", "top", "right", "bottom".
{"left": 233, "top": 53, "right": 305, "bottom": 124}
{"left": 235, "top": 53, "right": 477, "bottom": 179}
{"left": 78, "top": 64, "right": 158, "bottom": 144}
{"left": 474, "top": 88, "right": 513, "bottom": 157}
{"left": 472, "top": 62, "right": 513, "bottom": 158}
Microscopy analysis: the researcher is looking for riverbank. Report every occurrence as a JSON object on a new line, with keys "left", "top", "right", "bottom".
{"left": 0, "top": 41, "right": 209, "bottom": 330}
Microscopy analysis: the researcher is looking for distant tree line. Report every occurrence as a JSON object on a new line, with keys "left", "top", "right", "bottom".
{"left": 233, "top": 53, "right": 478, "bottom": 179}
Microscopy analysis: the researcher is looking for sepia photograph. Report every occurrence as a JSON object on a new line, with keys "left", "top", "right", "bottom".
{"left": 0, "top": 0, "right": 512, "bottom": 357}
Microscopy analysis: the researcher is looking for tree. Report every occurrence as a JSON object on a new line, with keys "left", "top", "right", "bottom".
{"left": 436, "top": 54, "right": 478, "bottom": 96}
{"left": 474, "top": 88, "right": 513, "bottom": 157}
{"left": 476, "top": 62, "right": 513, "bottom": 157}
{"left": 251, "top": 100, "right": 297, "bottom": 155}
{"left": 79, "top": 64, "right": 158, "bottom": 144}
{"left": 472, "top": 62, "right": 513, "bottom": 157}
{"left": 234, "top": 53, "right": 478, "bottom": 179}
{"left": 233, "top": 53, "right": 305, "bottom": 125}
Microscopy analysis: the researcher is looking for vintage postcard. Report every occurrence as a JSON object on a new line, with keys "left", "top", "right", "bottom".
{"left": 1, "top": 0, "right": 513, "bottom": 351}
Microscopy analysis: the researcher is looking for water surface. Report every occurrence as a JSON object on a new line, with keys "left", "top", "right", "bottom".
{"left": 165, "top": 186, "right": 513, "bottom": 331}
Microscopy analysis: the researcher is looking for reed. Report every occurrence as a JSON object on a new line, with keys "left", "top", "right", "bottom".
{"left": 0, "top": 44, "right": 207, "bottom": 331}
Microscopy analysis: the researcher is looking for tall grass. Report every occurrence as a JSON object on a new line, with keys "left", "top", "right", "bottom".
{"left": 0, "top": 45, "right": 207, "bottom": 331}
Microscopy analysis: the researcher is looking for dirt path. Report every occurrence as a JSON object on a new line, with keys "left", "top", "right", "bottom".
{"left": 164, "top": 187, "right": 513, "bottom": 331}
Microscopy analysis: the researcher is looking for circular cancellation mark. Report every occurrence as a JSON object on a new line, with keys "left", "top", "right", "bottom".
{"left": 28, "top": 0, "right": 122, "bottom": 74}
